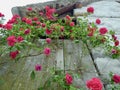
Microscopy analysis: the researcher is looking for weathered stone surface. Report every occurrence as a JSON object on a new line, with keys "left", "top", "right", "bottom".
{"left": 91, "top": 46, "right": 120, "bottom": 77}
{"left": 78, "top": 16, "right": 120, "bottom": 35}
{"left": 0, "top": 39, "right": 98, "bottom": 90}
{"left": 75, "top": 0, "right": 120, "bottom": 88}
{"left": 95, "top": 57, "right": 120, "bottom": 79}
{"left": 64, "top": 40, "right": 98, "bottom": 89}
{"left": 74, "top": 1, "right": 120, "bottom": 18}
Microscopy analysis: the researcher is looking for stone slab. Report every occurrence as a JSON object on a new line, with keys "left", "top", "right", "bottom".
{"left": 75, "top": 0, "right": 120, "bottom": 88}
{"left": 74, "top": 1, "right": 120, "bottom": 18}
{"left": 0, "top": 39, "right": 63, "bottom": 90}
{"left": 64, "top": 40, "right": 98, "bottom": 89}
{"left": 78, "top": 16, "right": 120, "bottom": 35}
{"left": 90, "top": 46, "right": 120, "bottom": 86}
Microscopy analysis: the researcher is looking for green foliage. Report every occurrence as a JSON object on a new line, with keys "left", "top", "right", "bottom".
{"left": 30, "top": 71, "right": 35, "bottom": 80}
{"left": 0, "top": 78, "right": 5, "bottom": 86}
{"left": 70, "top": 86, "right": 77, "bottom": 90}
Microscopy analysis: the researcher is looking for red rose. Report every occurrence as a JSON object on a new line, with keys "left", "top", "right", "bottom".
{"left": 87, "top": 6, "right": 94, "bottom": 13}
{"left": 12, "top": 14, "right": 20, "bottom": 19}
{"left": 43, "top": 47, "right": 51, "bottom": 56}
{"left": 10, "top": 50, "right": 19, "bottom": 59}
{"left": 17, "top": 36, "right": 24, "bottom": 42}
{"left": 112, "top": 74, "right": 120, "bottom": 83}
{"left": 111, "top": 49, "right": 117, "bottom": 54}
{"left": 22, "top": 17, "right": 27, "bottom": 22}
{"left": 88, "top": 32, "right": 94, "bottom": 36}
{"left": 35, "top": 64, "right": 42, "bottom": 71}
{"left": 41, "top": 23, "right": 46, "bottom": 28}
{"left": 27, "top": 7, "right": 32, "bottom": 11}
{"left": 46, "top": 38, "right": 51, "bottom": 44}
{"left": 39, "top": 11, "right": 44, "bottom": 16}
{"left": 66, "top": 15, "right": 71, "bottom": 21}
{"left": 86, "top": 77, "right": 103, "bottom": 90}
{"left": 7, "top": 14, "right": 20, "bottom": 24}
{"left": 45, "top": 29, "right": 52, "bottom": 35}
{"left": 36, "top": 21, "right": 41, "bottom": 25}
{"left": 70, "top": 22, "right": 75, "bottom": 27}
{"left": 25, "top": 18, "right": 32, "bottom": 25}
{"left": 112, "top": 35, "right": 117, "bottom": 41}
{"left": 70, "top": 30, "right": 73, "bottom": 33}
{"left": 7, "top": 18, "right": 16, "bottom": 24}
{"left": 114, "top": 40, "right": 119, "bottom": 46}
{"left": 0, "top": 12, "right": 4, "bottom": 17}
{"left": 7, "top": 36, "right": 17, "bottom": 46}
{"left": 99, "top": 27, "right": 108, "bottom": 35}
{"left": 4, "top": 24, "right": 13, "bottom": 30}
{"left": 24, "top": 29, "right": 31, "bottom": 35}
{"left": 96, "top": 18, "right": 101, "bottom": 24}
{"left": 7, "top": 41, "right": 15, "bottom": 47}
{"left": 32, "top": 17, "right": 38, "bottom": 21}
{"left": 65, "top": 73, "right": 73, "bottom": 85}
{"left": 45, "top": 6, "right": 56, "bottom": 20}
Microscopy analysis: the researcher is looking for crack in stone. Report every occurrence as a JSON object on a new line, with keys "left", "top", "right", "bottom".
{"left": 85, "top": 43, "right": 107, "bottom": 90}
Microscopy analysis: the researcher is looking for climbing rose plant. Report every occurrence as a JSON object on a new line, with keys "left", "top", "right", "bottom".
{"left": 0, "top": 5, "right": 120, "bottom": 90}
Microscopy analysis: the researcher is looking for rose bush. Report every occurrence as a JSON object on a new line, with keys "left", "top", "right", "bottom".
{"left": 0, "top": 5, "right": 120, "bottom": 90}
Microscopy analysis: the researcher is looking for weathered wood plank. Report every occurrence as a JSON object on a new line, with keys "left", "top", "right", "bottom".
{"left": 0, "top": 39, "right": 65, "bottom": 90}
{"left": 74, "top": 1, "right": 120, "bottom": 88}
{"left": 0, "top": 39, "right": 100, "bottom": 90}
{"left": 0, "top": 59, "right": 26, "bottom": 90}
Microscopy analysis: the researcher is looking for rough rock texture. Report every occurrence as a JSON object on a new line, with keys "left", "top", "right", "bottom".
{"left": 78, "top": 17, "right": 120, "bottom": 35}
{"left": 74, "top": 1, "right": 120, "bottom": 18}
{"left": 74, "top": 1, "right": 120, "bottom": 87}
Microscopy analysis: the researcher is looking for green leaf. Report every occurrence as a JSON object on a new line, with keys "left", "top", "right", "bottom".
{"left": 53, "top": 14, "right": 58, "bottom": 17}
{"left": 70, "top": 86, "right": 77, "bottom": 90}
{"left": 30, "top": 71, "right": 35, "bottom": 80}
{"left": 38, "top": 87, "right": 44, "bottom": 90}
{"left": 0, "top": 79, "right": 5, "bottom": 86}
{"left": 46, "top": 79, "right": 51, "bottom": 87}
{"left": 74, "top": 40, "right": 79, "bottom": 43}
{"left": 109, "top": 30, "right": 115, "bottom": 35}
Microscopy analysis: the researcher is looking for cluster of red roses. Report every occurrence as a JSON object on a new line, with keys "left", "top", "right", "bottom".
{"left": 1, "top": 5, "right": 120, "bottom": 90}
{"left": 27, "top": 5, "right": 56, "bottom": 21}
{"left": 65, "top": 73, "right": 103, "bottom": 90}
{"left": 0, "top": 6, "right": 56, "bottom": 59}
{"left": 87, "top": 6, "right": 119, "bottom": 57}
{"left": 87, "top": 7, "right": 108, "bottom": 36}
{"left": 64, "top": 6, "right": 120, "bottom": 90}
{"left": 65, "top": 73, "right": 120, "bottom": 90}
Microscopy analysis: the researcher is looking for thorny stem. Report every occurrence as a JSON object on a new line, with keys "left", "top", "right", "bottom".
{"left": 20, "top": 52, "right": 42, "bottom": 58}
